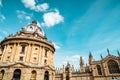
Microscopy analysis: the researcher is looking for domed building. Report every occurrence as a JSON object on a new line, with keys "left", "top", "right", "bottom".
{"left": 0, "top": 20, "right": 55, "bottom": 80}
{"left": 0, "top": 20, "right": 120, "bottom": 80}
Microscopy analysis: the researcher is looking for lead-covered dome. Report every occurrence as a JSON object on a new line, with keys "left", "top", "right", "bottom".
{"left": 24, "top": 20, "right": 44, "bottom": 36}
{"left": 13, "top": 20, "right": 47, "bottom": 40}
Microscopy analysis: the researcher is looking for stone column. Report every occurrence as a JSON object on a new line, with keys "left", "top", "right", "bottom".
{"left": 25, "top": 43, "right": 30, "bottom": 62}
{"left": 1, "top": 44, "right": 7, "bottom": 62}
{"left": 38, "top": 45, "right": 41, "bottom": 65}
{"left": 11, "top": 43, "right": 17, "bottom": 62}
{"left": 13, "top": 43, "right": 20, "bottom": 62}
{"left": 29, "top": 44, "right": 33, "bottom": 62}
{"left": 2, "top": 45, "right": 8, "bottom": 62}
{"left": 41, "top": 46, "right": 44, "bottom": 65}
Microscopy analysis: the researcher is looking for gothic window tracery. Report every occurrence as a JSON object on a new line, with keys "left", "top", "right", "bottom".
{"left": 107, "top": 60, "right": 120, "bottom": 74}
{"left": 97, "top": 65, "right": 102, "bottom": 75}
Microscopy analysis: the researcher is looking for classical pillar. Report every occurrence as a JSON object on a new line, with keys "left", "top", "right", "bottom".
{"left": 25, "top": 43, "right": 30, "bottom": 62}
{"left": 2, "top": 44, "right": 9, "bottom": 62}
{"left": 13, "top": 43, "right": 20, "bottom": 62}
{"left": 41, "top": 46, "right": 44, "bottom": 65}
{"left": 11, "top": 43, "right": 17, "bottom": 62}
{"left": 1, "top": 44, "right": 7, "bottom": 62}
{"left": 38, "top": 45, "right": 41, "bottom": 65}
{"left": 29, "top": 44, "right": 33, "bottom": 62}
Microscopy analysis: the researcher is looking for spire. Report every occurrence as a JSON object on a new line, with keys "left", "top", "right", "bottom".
{"left": 100, "top": 54, "right": 103, "bottom": 59}
{"left": 80, "top": 56, "right": 84, "bottom": 66}
{"left": 89, "top": 51, "right": 93, "bottom": 65}
{"left": 117, "top": 50, "right": 120, "bottom": 56}
{"left": 89, "top": 51, "right": 93, "bottom": 58}
{"left": 107, "top": 48, "right": 110, "bottom": 56}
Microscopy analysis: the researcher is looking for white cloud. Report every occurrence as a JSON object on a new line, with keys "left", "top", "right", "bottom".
{"left": 0, "top": 14, "right": 5, "bottom": 22}
{"left": 21, "top": 0, "right": 49, "bottom": 12}
{"left": 41, "top": 9, "right": 64, "bottom": 27}
{"left": 0, "top": 0, "right": 2, "bottom": 6}
{"left": 56, "top": 55, "right": 81, "bottom": 69}
{"left": 16, "top": 10, "right": 32, "bottom": 22}
{"left": 35, "top": 3, "right": 49, "bottom": 12}
{"left": 52, "top": 42, "right": 60, "bottom": 49}
{"left": 65, "top": 55, "right": 80, "bottom": 62}
{"left": 25, "top": 16, "right": 31, "bottom": 20}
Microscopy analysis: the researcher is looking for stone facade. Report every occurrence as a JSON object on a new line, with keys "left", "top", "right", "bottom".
{"left": 0, "top": 20, "right": 120, "bottom": 80}
{"left": 55, "top": 51, "right": 120, "bottom": 80}
{"left": 0, "top": 20, "right": 55, "bottom": 80}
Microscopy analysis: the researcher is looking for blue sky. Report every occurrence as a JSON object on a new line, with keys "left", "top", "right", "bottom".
{"left": 0, "top": 0, "right": 120, "bottom": 68}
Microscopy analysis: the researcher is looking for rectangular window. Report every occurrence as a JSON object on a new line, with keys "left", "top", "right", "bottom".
{"left": 45, "top": 49, "right": 47, "bottom": 57}
{"left": 19, "top": 56, "right": 23, "bottom": 61}
{"left": 21, "top": 45, "right": 26, "bottom": 53}
{"left": 44, "top": 59, "right": 47, "bottom": 65}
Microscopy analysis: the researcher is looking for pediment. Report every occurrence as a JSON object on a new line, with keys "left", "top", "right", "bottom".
{"left": 0, "top": 62, "right": 30, "bottom": 68}
{"left": 11, "top": 63, "right": 28, "bottom": 68}
{"left": 44, "top": 65, "right": 55, "bottom": 71}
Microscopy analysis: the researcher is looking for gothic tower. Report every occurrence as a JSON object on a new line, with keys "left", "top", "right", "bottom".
{"left": 80, "top": 56, "right": 85, "bottom": 72}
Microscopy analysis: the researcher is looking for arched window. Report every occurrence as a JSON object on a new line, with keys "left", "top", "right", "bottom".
{"left": 0, "top": 70, "right": 5, "bottom": 80}
{"left": 97, "top": 65, "right": 102, "bottom": 75}
{"left": 31, "top": 70, "right": 37, "bottom": 80}
{"left": 107, "top": 60, "right": 120, "bottom": 74}
{"left": 66, "top": 76, "right": 69, "bottom": 80}
{"left": 12, "top": 69, "right": 21, "bottom": 80}
{"left": 44, "top": 71, "right": 49, "bottom": 80}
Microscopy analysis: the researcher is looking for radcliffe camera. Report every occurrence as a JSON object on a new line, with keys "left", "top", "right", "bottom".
{"left": 0, "top": 0, "right": 120, "bottom": 80}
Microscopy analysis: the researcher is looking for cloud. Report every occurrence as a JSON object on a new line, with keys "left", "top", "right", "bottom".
{"left": 16, "top": 10, "right": 32, "bottom": 22}
{"left": 41, "top": 9, "right": 64, "bottom": 27}
{"left": 0, "top": 14, "right": 5, "bottom": 22}
{"left": 25, "top": 16, "right": 31, "bottom": 20}
{"left": 65, "top": 55, "right": 80, "bottom": 62}
{"left": 21, "top": 0, "right": 49, "bottom": 12}
{"left": 0, "top": 0, "right": 2, "bottom": 6}
{"left": 52, "top": 42, "right": 60, "bottom": 49}
{"left": 55, "top": 55, "right": 81, "bottom": 69}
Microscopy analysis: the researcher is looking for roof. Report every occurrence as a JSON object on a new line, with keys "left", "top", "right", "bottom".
{"left": 23, "top": 20, "right": 44, "bottom": 36}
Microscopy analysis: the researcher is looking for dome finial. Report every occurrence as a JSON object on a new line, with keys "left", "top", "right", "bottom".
{"left": 32, "top": 20, "right": 37, "bottom": 24}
